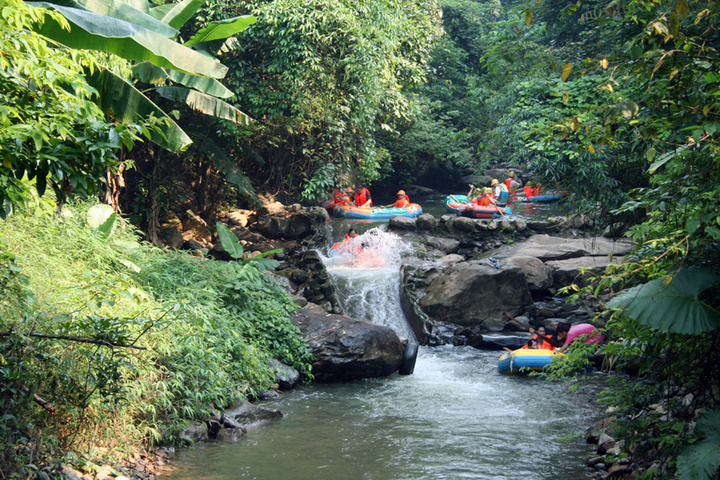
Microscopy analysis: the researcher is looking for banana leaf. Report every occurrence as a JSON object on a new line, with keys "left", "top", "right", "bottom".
{"left": 149, "top": 0, "right": 206, "bottom": 30}
{"left": 156, "top": 86, "right": 251, "bottom": 124}
{"left": 192, "top": 135, "right": 256, "bottom": 198}
{"left": 30, "top": 2, "right": 228, "bottom": 78}
{"left": 132, "top": 62, "right": 234, "bottom": 98}
{"left": 42, "top": 0, "right": 177, "bottom": 38}
{"left": 184, "top": 16, "right": 256, "bottom": 46}
{"left": 87, "top": 68, "right": 192, "bottom": 152}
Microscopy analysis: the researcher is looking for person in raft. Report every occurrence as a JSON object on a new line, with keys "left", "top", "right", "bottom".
{"left": 523, "top": 181, "right": 535, "bottom": 197}
{"left": 490, "top": 179, "right": 509, "bottom": 201}
{"left": 343, "top": 228, "right": 359, "bottom": 242}
{"left": 554, "top": 322, "right": 604, "bottom": 353}
{"left": 333, "top": 187, "right": 351, "bottom": 206}
{"left": 393, "top": 190, "right": 410, "bottom": 208}
{"left": 523, "top": 325, "right": 557, "bottom": 350}
{"left": 504, "top": 171, "right": 522, "bottom": 194}
{"left": 470, "top": 187, "right": 496, "bottom": 206}
{"left": 353, "top": 184, "right": 372, "bottom": 208}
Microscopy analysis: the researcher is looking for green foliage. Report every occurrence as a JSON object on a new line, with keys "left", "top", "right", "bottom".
{"left": 0, "top": 0, "right": 142, "bottom": 216}
{"left": 607, "top": 268, "right": 720, "bottom": 334}
{"left": 201, "top": 0, "right": 442, "bottom": 199}
{"left": 0, "top": 201, "right": 312, "bottom": 475}
{"left": 677, "top": 409, "right": 720, "bottom": 480}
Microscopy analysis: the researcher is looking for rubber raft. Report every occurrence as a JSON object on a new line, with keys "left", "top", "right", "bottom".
{"left": 334, "top": 203, "right": 422, "bottom": 220}
{"left": 445, "top": 195, "right": 512, "bottom": 219}
{"left": 497, "top": 348, "right": 562, "bottom": 374}
{"left": 511, "top": 192, "right": 564, "bottom": 203}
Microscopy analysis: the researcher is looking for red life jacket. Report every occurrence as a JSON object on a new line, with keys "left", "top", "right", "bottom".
{"left": 473, "top": 195, "right": 492, "bottom": 206}
{"left": 394, "top": 196, "right": 410, "bottom": 208}
{"left": 334, "top": 189, "right": 349, "bottom": 205}
{"left": 505, "top": 178, "right": 515, "bottom": 193}
{"left": 354, "top": 188, "right": 371, "bottom": 207}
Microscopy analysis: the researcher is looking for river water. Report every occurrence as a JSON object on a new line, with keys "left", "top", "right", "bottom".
{"left": 166, "top": 195, "right": 600, "bottom": 480}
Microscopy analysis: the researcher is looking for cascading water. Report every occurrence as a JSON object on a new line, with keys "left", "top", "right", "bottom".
{"left": 166, "top": 207, "right": 602, "bottom": 480}
{"left": 319, "top": 227, "right": 416, "bottom": 341}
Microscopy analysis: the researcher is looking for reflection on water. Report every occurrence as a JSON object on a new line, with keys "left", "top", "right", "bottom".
{"left": 167, "top": 346, "right": 599, "bottom": 480}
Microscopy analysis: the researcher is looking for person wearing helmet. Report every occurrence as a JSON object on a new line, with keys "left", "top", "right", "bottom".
{"left": 491, "top": 179, "right": 508, "bottom": 201}
{"left": 471, "top": 187, "right": 496, "bottom": 206}
{"left": 505, "top": 171, "right": 522, "bottom": 194}
{"left": 523, "top": 181, "right": 534, "bottom": 197}
{"left": 532, "top": 183, "right": 543, "bottom": 197}
{"left": 353, "top": 184, "right": 372, "bottom": 207}
{"left": 394, "top": 190, "right": 410, "bottom": 208}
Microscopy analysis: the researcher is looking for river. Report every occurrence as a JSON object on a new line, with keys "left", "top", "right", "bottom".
{"left": 165, "top": 195, "right": 601, "bottom": 480}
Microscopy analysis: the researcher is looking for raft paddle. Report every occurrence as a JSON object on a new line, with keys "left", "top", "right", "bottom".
{"left": 503, "top": 312, "right": 560, "bottom": 348}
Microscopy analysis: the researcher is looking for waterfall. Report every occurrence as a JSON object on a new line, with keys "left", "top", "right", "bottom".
{"left": 319, "top": 227, "right": 417, "bottom": 342}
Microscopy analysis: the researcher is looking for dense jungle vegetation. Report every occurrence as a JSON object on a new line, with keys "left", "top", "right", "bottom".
{"left": 1, "top": 0, "right": 719, "bottom": 478}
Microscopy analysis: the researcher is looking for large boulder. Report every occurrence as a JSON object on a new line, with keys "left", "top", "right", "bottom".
{"left": 291, "top": 308, "right": 404, "bottom": 382}
{"left": 510, "top": 234, "right": 633, "bottom": 261}
{"left": 546, "top": 255, "right": 625, "bottom": 288}
{"left": 418, "top": 261, "right": 533, "bottom": 327}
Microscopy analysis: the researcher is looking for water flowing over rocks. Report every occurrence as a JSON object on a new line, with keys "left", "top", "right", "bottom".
{"left": 291, "top": 308, "right": 405, "bottom": 382}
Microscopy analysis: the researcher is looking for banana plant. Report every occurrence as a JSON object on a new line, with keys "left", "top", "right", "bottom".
{"left": 26, "top": 0, "right": 255, "bottom": 151}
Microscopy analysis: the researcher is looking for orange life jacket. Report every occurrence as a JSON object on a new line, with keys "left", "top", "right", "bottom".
{"left": 473, "top": 195, "right": 492, "bottom": 206}
{"left": 505, "top": 178, "right": 516, "bottom": 193}
{"left": 532, "top": 187, "right": 542, "bottom": 197}
{"left": 523, "top": 186, "right": 534, "bottom": 197}
{"left": 523, "top": 334, "right": 556, "bottom": 350}
{"left": 394, "top": 196, "right": 410, "bottom": 208}
{"left": 334, "top": 189, "right": 350, "bottom": 205}
{"left": 354, "top": 188, "right": 372, "bottom": 207}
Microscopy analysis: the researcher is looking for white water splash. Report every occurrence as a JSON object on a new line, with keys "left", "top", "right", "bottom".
{"left": 319, "top": 228, "right": 416, "bottom": 341}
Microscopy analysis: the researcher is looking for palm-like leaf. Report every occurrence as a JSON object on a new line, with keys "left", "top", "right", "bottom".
{"left": 52, "top": 0, "right": 177, "bottom": 38}
{"left": 156, "top": 86, "right": 251, "bottom": 124}
{"left": 606, "top": 267, "right": 720, "bottom": 334}
{"left": 216, "top": 221, "right": 243, "bottom": 260}
{"left": 149, "top": 0, "right": 206, "bottom": 30}
{"left": 31, "top": 2, "right": 228, "bottom": 78}
{"left": 86, "top": 68, "right": 192, "bottom": 151}
{"left": 192, "top": 134, "right": 256, "bottom": 198}
{"left": 132, "top": 62, "right": 234, "bottom": 98}
{"left": 184, "top": 16, "right": 256, "bottom": 46}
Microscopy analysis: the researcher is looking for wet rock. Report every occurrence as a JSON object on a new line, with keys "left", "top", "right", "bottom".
{"left": 425, "top": 235, "right": 461, "bottom": 254}
{"left": 224, "top": 400, "right": 283, "bottom": 425}
{"left": 506, "top": 256, "right": 552, "bottom": 292}
{"left": 268, "top": 359, "right": 300, "bottom": 390}
{"left": 419, "top": 260, "right": 533, "bottom": 327}
{"left": 447, "top": 216, "right": 476, "bottom": 233}
{"left": 291, "top": 308, "right": 404, "bottom": 381}
{"left": 389, "top": 215, "right": 417, "bottom": 230}
{"left": 179, "top": 421, "right": 208, "bottom": 444}
{"left": 416, "top": 213, "right": 439, "bottom": 230}
{"left": 216, "top": 427, "right": 247, "bottom": 443}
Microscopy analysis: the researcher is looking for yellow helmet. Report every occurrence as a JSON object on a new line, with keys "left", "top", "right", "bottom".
{"left": 397, "top": 190, "right": 406, "bottom": 196}
{"left": 509, "top": 171, "right": 515, "bottom": 178}
{"left": 491, "top": 179, "right": 499, "bottom": 186}
{"left": 484, "top": 187, "right": 493, "bottom": 193}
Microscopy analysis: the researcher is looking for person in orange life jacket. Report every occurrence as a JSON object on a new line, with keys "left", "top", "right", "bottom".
{"left": 523, "top": 181, "right": 534, "bottom": 197}
{"left": 532, "top": 183, "right": 543, "bottom": 197}
{"left": 504, "top": 171, "right": 522, "bottom": 194}
{"left": 333, "top": 187, "right": 351, "bottom": 205}
{"left": 523, "top": 325, "right": 557, "bottom": 350}
{"left": 394, "top": 190, "right": 410, "bottom": 208}
{"left": 343, "top": 228, "right": 358, "bottom": 242}
{"left": 353, "top": 185, "right": 372, "bottom": 207}
{"left": 471, "top": 188, "right": 495, "bottom": 206}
